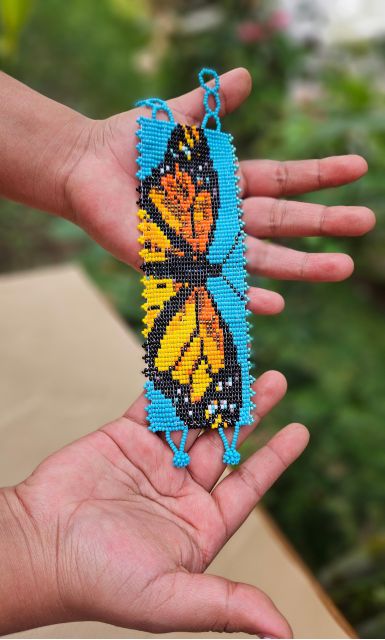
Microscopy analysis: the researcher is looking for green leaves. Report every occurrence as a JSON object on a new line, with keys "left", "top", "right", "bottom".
{"left": 0, "top": 0, "right": 34, "bottom": 58}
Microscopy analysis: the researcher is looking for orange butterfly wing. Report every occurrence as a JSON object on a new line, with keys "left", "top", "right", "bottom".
{"left": 139, "top": 124, "right": 242, "bottom": 430}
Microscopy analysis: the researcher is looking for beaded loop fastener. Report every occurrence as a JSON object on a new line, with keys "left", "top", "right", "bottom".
{"left": 136, "top": 98, "right": 175, "bottom": 124}
{"left": 135, "top": 68, "right": 254, "bottom": 469}
{"left": 199, "top": 67, "right": 221, "bottom": 130}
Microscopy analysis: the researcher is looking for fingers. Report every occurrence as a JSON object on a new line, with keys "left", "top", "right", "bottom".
{"left": 189, "top": 371, "right": 287, "bottom": 491}
{"left": 246, "top": 235, "right": 354, "bottom": 281}
{"left": 244, "top": 197, "right": 376, "bottom": 238}
{"left": 124, "top": 392, "right": 205, "bottom": 458}
{"left": 123, "top": 392, "right": 147, "bottom": 425}
{"left": 101, "top": 414, "right": 170, "bottom": 480}
{"left": 121, "top": 395, "right": 175, "bottom": 469}
{"left": 240, "top": 155, "right": 368, "bottom": 198}
{"left": 154, "top": 571, "right": 292, "bottom": 638}
{"left": 212, "top": 424, "right": 309, "bottom": 539}
{"left": 168, "top": 67, "right": 252, "bottom": 124}
{"left": 248, "top": 286, "right": 285, "bottom": 315}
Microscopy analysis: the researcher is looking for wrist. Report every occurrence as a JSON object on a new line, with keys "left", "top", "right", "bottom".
{"left": 0, "top": 72, "right": 95, "bottom": 220}
{"left": 0, "top": 487, "right": 69, "bottom": 634}
{"left": 34, "top": 111, "right": 96, "bottom": 220}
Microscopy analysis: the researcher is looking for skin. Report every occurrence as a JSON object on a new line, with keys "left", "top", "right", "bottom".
{"left": 0, "top": 67, "right": 375, "bottom": 636}
{"left": 1, "top": 372, "right": 306, "bottom": 638}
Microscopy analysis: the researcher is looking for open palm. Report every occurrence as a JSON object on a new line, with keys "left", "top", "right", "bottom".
{"left": 14, "top": 371, "right": 307, "bottom": 638}
{"left": 65, "top": 67, "right": 374, "bottom": 317}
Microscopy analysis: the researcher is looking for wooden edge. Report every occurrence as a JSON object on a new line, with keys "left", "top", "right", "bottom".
{"left": 256, "top": 505, "right": 357, "bottom": 639}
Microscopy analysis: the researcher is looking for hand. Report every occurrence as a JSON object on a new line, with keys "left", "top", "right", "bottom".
{"left": 1, "top": 371, "right": 308, "bottom": 637}
{"left": 65, "top": 67, "right": 375, "bottom": 316}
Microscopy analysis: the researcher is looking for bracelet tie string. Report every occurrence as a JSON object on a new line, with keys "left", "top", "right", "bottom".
{"left": 199, "top": 67, "right": 221, "bottom": 131}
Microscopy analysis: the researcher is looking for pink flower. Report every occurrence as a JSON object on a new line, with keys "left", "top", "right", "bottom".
{"left": 236, "top": 21, "right": 264, "bottom": 44}
{"left": 268, "top": 10, "right": 290, "bottom": 32}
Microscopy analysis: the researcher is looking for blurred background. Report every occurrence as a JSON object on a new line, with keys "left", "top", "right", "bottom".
{"left": 0, "top": 0, "right": 384, "bottom": 636}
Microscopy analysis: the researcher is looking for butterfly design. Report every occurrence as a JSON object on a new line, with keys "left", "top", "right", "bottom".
{"left": 138, "top": 124, "right": 245, "bottom": 432}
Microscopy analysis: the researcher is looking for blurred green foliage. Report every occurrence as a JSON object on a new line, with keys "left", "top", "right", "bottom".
{"left": 0, "top": 0, "right": 34, "bottom": 57}
{"left": 0, "top": 0, "right": 385, "bottom": 635}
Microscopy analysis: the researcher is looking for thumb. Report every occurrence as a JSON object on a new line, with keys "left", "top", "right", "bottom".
{"left": 168, "top": 67, "right": 252, "bottom": 123}
{"left": 153, "top": 571, "right": 292, "bottom": 638}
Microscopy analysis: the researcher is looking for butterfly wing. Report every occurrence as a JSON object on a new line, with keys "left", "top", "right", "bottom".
{"left": 139, "top": 124, "right": 219, "bottom": 261}
{"left": 144, "top": 285, "right": 242, "bottom": 429}
{"left": 139, "top": 124, "right": 242, "bottom": 430}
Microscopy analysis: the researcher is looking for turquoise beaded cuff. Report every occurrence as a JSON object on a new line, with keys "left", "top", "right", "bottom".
{"left": 136, "top": 68, "right": 254, "bottom": 468}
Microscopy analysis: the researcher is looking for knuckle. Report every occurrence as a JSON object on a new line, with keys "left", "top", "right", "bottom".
{"left": 317, "top": 158, "right": 323, "bottom": 189}
{"left": 274, "top": 161, "right": 289, "bottom": 195}
{"left": 269, "top": 198, "right": 288, "bottom": 234}
{"left": 318, "top": 204, "right": 328, "bottom": 234}
{"left": 265, "top": 441, "right": 289, "bottom": 470}
{"left": 299, "top": 251, "right": 310, "bottom": 278}
{"left": 236, "top": 464, "right": 264, "bottom": 500}
{"left": 219, "top": 580, "right": 240, "bottom": 633}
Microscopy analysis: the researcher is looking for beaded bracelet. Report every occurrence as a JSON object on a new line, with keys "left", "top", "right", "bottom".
{"left": 136, "top": 68, "right": 254, "bottom": 468}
